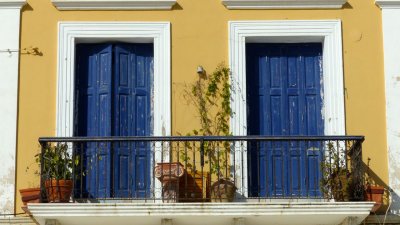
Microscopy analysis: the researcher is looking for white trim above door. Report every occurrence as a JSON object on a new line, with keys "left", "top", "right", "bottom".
{"left": 222, "top": 0, "right": 347, "bottom": 9}
{"left": 51, "top": 0, "right": 176, "bottom": 10}
{"left": 228, "top": 20, "right": 345, "bottom": 196}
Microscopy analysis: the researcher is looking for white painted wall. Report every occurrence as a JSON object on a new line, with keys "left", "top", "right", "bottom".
{"left": 0, "top": 0, "right": 25, "bottom": 214}
{"left": 377, "top": 1, "right": 400, "bottom": 214}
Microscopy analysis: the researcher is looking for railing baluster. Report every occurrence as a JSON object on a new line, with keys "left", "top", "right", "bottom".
{"left": 240, "top": 140, "right": 244, "bottom": 199}
{"left": 176, "top": 141, "right": 180, "bottom": 202}
{"left": 296, "top": 141, "right": 300, "bottom": 198}
{"left": 39, "top": 141, "right": 46, "bottom": 203}
{"left": 168, "top": 140, "right": 172, "bottom": 202}
{"left": 80, "top": 142, "right": 84, "bottom": 200}
{"left": 233, "top": 140, "right": 237, "bottom": 199}
{"left": 94, "top": 141, "right": 98, "bottom": 199}
{"left": 265, "top": 140, "right": 269, "bottom": 198}
{"left": 200, "top": 140, "right": 204, "bottom": 202}
{"left": 272, "top": 140, "right": 276, "bottom": 197}
{"left": 152, "top": 141, "right": 156, "bottom": 202}
{"left": 71, "top": 142, "right": 76, "bottom": 203}
{"left": 305, "top": 139, "right": 309, "bottom": 198}
{"left": 161, "top": 140, "right": 164, "bottom": 202}
{"left": 208, "top": 142, "right": 212, "bottom": 202}
{"left": 184, "top": 141, "right": 188, "bottom": 200}
{"left": 256, "top": 140, "right": 260, "bottom": 200}
{"left": 281, "top": 140, "right": 285, "bottom": 198}
{"left": 318, "top": 140, "right": 323, "bottom": 199}
{"left": 313, "top": 140, "right": 318, "bottom": 198}
{"left": 111, "top": 140, "right": 115, "bottom": 199}
{"left": 288, "top": 140, "right": 292, "bottom": 199}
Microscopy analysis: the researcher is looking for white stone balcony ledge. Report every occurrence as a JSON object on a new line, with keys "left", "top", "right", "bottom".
{"left": 28, "top": 201, "right": 374, "bottom": 225}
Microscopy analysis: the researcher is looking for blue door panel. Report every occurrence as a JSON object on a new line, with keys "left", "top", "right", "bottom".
{"left": 75, "top": 44, "right": 112, "bottom": 198}
{"left": 247, "top": 43, "right": 324, "bottom": 198}
{"left": 136, "top": 44, "right": 153, "bottom": 198}
{"left": 113, "top": 44, "right": 132, "bottom": 198}
{"left": 113, "top": 44, "right": 153, "bottom": 198}
{"left": 75, "top": 43, "right": 153, "bottom": 199}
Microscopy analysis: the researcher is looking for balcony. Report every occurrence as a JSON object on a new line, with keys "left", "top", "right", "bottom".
{"left": 28, "top": 136, "right": 374, "bottom": 225}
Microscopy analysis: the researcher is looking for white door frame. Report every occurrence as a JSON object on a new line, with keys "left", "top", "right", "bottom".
{"left": 56, "top": 21, "right": 171, "bottom": 199}
{"left": 228, "top": 20, "right": 346, "bottom": 197}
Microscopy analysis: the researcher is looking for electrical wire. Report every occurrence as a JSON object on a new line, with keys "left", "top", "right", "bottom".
{"left": 0, "top": 212, "right": 27, "bottom": 216}
{"left": 372, "top": 187, "right": 393, "bottom": 225}
{"left": 382, "top": 189, "right": 393, "bottom": 225}
{"left": 0, "top": 49, "right": 19, "bottom": 53}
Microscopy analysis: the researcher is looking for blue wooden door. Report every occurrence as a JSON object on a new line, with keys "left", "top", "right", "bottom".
{"left": 75, "top": 43, "right": 153, "bottom": 199}
{"left": 246, "top": 43, "right": 324, "bottom": 197}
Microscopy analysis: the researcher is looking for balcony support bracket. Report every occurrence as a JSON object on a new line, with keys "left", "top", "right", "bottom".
{"left": 161, "top": 218, "right": 173, "bottom": 225}
{"left": 339, "top": 217, "right": 358, "bottom": 225}
{"left": 233, "top": 217, "right": 246, "bottom": 225}
{"left": 45, "top": 219, "right": 61, "bottom": 225}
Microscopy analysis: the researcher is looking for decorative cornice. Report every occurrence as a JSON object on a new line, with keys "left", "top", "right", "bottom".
{"left": 0, "top": 0, "right": 26, "bottom": 9}
{"left": 376, "top": 0, "right": 400, "bottom": 9}
{"left": 51, "top": 0, "right": 176, "bottom": 10}
{"left": 222, "top": 0, "right": 347, "bottom": 9}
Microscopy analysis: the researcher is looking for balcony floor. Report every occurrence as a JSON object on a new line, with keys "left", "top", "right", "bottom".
{"left": 28, "top": 201, "right": 374, "bottom": 225}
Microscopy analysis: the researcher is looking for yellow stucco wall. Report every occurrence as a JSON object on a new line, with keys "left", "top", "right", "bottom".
{"left": 16, "top": 0, "right": 388, "bottom": 213}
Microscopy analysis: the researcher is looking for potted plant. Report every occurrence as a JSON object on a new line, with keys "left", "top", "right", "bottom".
{"left": 19, "top": 187, "right": 41, "bottom": 213}
{"left": 37, "top": 143, "right": 73, "bottom": 203}
{"left": 364, "top": 157, "right": 384, "bottom": 212}
{"left": 320, "top": 142, "right": 352, "bottom": 201}
{"left": 20, "top": 154, "right": 43, "bottom": 212}
{"left": 181, "top": 63, "right": 236, "bottom": 202}
{"left": 154, "top": 162, "right": 186, "bottom": 202}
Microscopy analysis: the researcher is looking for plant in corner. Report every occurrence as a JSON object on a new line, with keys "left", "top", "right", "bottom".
{"left": 20, "top": 158, "right": 42, "bottom": 211}
{"left": 181, "top": 63, "right": 236, "bottom": 202}
{"left": 320, "top": 142, "right": 352, "bottom": 201}
{"left": 37, "top": 143, "right": 74, "bottom": 203}
{"left": 364, "top": 157, "right": 384, "bottom": 212}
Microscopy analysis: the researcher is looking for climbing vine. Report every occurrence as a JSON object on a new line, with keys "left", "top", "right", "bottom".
{"left": 180, "top": 63, "right": 232, "bottom": 176}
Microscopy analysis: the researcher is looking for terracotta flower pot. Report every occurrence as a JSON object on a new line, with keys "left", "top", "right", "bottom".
{"left": 365, "top": 185, "right": 384, "bottom": 212}
{"left": 45, "top": 179, "right": 73, "bottom": 203}
{"left": 154, "top": 162, "right": 185, "bottom": 183}
{"left": 211, "top": 179, "right": 236, "bottom": 202}
{"left": 154, "top": 162, "right": 185, "bottom": 202}
{"left": 19, "top": 187, "right": 41, "bottom": 206}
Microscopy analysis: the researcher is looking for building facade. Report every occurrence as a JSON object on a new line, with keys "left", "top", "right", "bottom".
{"left": 0, "top": 0, "right": 400, "bottom": 224}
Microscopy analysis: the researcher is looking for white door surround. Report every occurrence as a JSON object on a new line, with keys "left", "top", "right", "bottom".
{"left": 228, "top": 20, "right": 345, "bottom": 196}
{"left": 56, "top": 22, "right": 171, "bottom": 200}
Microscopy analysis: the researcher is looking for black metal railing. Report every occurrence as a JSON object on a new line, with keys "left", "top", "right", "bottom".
{"left": 38, "top": 136, "right": 364, "bottom": 203}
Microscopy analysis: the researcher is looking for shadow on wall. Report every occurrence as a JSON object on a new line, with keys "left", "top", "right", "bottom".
{"left": 21, "top": 3, "right": 33, "bottom": 12}
{"left": 363, "top": 161, "right": 399, "bottom": 214}
{"left": 342, "top": 2, "right": 353, "bottom": 9}
{"left": 172, "top": 3, "right": 183, "bottom": 10}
